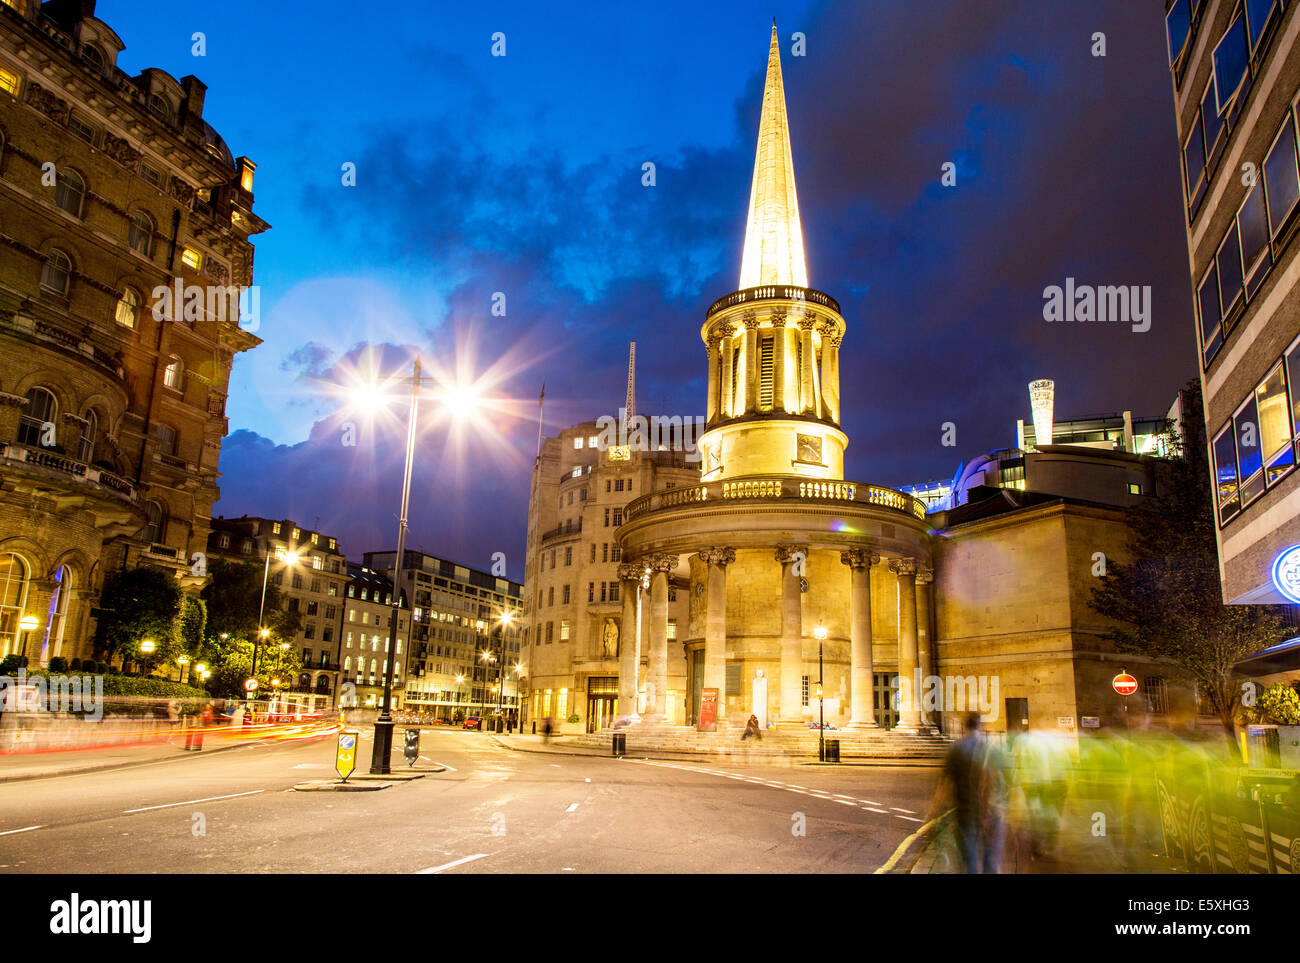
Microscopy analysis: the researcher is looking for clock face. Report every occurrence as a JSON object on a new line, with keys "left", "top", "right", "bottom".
{"left": 797, "top": 433, "right": 821, "bottom": 463}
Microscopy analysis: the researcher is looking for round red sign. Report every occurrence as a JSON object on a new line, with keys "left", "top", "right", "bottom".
{"left": 243, "top": 678, "right": 259, "bottom": 692}
{"left": 1112, "top": 673, "right": 1138, "bottom": 696}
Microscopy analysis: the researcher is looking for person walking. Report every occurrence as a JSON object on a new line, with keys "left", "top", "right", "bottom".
{"left": 930, "top": 712, "right": 1008, "bottom": 873}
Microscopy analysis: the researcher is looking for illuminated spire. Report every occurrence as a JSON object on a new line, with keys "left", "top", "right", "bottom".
{"left": 738, "top": 23, "right": 808, "bottom": 289}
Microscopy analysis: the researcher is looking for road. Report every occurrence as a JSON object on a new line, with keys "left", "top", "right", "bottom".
{"left": 0, "top": 729, "right": 939, "bottom": 873}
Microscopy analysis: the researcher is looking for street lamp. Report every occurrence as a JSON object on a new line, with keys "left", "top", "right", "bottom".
{"left": 814, "top": 625, "right": 827, "bottom": 761}
{"left": 494, "top": 611, "right": 513, "bottom": 731}
{"left": 479, "top": 648, "right": 496, "bottom": 723}
{"left": 456, "top": 674, "right": 465, "bottom": 722}
{"left": 252, "top": 549, "right": 299, "bottom": 702}
{"left": 351, "top": 356, "right": 482, "bottom": 774}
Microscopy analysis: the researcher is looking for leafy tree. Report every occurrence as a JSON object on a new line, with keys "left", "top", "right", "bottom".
{"left": 1244, "top": 682, "right": 1300, "bottom": 725}
{"left": 1090, "top": 380, "right": 1289, "bottom": 745}
{"left": 201, "top": 558, "right": 298, "bottom": 642}
{"left": 96, "top": 566, "right": 183, "bottom": 668}
{"left": 204, "top": 633, "right": 305, "bottom": 700}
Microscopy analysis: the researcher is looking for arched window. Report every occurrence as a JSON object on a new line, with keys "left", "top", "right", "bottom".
{"left": 41, "top": 564, "right": 70, "bottom": 661}
{"left": 153, "top": 422, "right": 177, "bottom": 455}
{"left": 147, "top": 94, "right": 170, "bottom": 122}
{"left": 127, "top": 211, "right": 153, "bottom": 256}
{"left": 298, "top": 673, "right": 311, "bottom": 689}
{"left": 17, "top": 386, "right": 56, "bottom": 447}
{"left": 40, "top": 249, "right": 71, "bottom": 294}
{"left": 54, "top": 168, "right": 84, "bottom": 217}
{"left": 115, "top": 286, "right": 140, "bottom": 328}
{"left": 315, "top": 675, "right": 330, "bottom": 693}
{"left": 142, "top": 500, "right": 165, "bottom": 545}
{"left": 81, "top": 44, "right": 105, "bottom": 72}
{"left": 0, "top": 553, "right": 30, "bottom": 657}
{"left": 77, "top": 409, "right": 97, "bottom": 463}
{"left": 163, "top": 357, "right": 183, "bottom": 390}
{"left": 343, "top": 656, "right": 352, "bottom": 672}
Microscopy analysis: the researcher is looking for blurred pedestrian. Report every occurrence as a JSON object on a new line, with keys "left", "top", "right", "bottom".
{"left": 742, "top": 714, "right": 762, "bottom": 740}
{"left": 931, "top": 712, "right": 1008, "bottom": 873}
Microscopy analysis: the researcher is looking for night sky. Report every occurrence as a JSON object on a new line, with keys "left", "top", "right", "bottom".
{"left": 100, "top": 1, "right": 1195, "bottom": 581}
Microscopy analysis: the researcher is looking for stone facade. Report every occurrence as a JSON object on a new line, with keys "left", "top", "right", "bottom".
{"left": 0, "top": 1, "right": 266, "bottom": 663}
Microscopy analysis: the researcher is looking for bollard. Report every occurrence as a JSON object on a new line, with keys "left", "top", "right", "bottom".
{"left": 612, "top": 732, "right": 626, "bottom": 757}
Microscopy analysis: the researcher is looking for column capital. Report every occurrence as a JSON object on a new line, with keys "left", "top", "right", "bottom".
{"left": 649, "top": 553, "right": 678, "bottom": 573}
{"left": 916, "top": 565, "right": 934, "bottom": 585}
{"left": 741, "top": 311, "right": 761, "bottom": 330}
{"left": 769, "top": 311, "right": 788, "bottom": 328}
{"left": 889, "top": 557, "right": 917, "bottom": 577}
{"left": 706, "top": 332, "right": 722, "bottom": 350}
{"left": 840, "top": 548, "right": 880, "bottom": 570}
{"left": 774, "top": 544, "right": 808, "bottom": 565}
{"left": 617, "top": 562, "right": 644, "bottom": 584}
{"left": 698, "top": 546, "right": 736, "bottom": 567}
{"left": 797, "top": 316, "right": 817, "bottom": 330}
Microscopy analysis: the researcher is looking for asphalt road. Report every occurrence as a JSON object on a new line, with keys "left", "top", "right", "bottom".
{"left": 0, "top": 730, "right": 939, "bottom": 873}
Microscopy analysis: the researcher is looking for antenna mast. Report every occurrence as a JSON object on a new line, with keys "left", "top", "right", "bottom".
{"left": 624, "top": 341, "right": 636, "bottom": 429}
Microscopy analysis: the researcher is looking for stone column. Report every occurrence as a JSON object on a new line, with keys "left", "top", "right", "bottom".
{"left": 697, "top": 546, "right": 734, "bottom": 727}
{"left": 647, "top": 553, "right": 677, "bottom": 724}
{"left": 890, "top": 558, "right": 922, "bottom": 732}
{"left": 820, "top": 325, "right": 841, "bottom": 423}
{"left": 841, "top": 548, "right": 880, "bottom": 729}
{"left": 617, "top": 562, "right": 643, "bottom": 723}
{"left": 775, "top": 544, "right": 807, "bottom": 724}
{"left": 742, "top": 311, "right": 760, "bottom": 415}
{"left": 798, "top": 318, "right": 816, "bottom": 416}
{"left": 916, "top": 565, "right": 936, "bottom": 732}
{"left": 705, "top": 334, "right": 721, "bottom": 424}
{"left": 719, "top": 330, "right": 735, "bottom": 418}
{"left": 770, "top": 312, "right": 786, "bottom": 413}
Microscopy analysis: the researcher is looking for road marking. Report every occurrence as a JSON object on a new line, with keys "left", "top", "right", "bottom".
{"left": 565, "top": 803, "right": 579, "bottom": 812}
{"left": 835, "top": 799, "right": 856, "bottom": 806}
{"left": 122, "top": 790, "right": 264, "bottom": 814}
{"left": 416, "top": 853, "right": 488, "bottom": 874}
{"left": 430, "top": 762, "right": 457, "bottom": 772}
{"left": 0, "top": 825, "right": 41, "bottom": 836}
{"left": 896, "top": 815, "right": 923, "bottom": 823}
{"left": 891, "top": 806, "right": 917, "bottom": 815}
{"left": 864, "top": 806, "right": 889, "bottom": 814}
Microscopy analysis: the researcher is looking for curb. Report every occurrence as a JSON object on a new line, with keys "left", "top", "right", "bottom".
{"left": 490, "top": 735, "right": 944, "bottom": 767}
{"left": 875, "top": 810, "right": 952, "bottom": 874}
{"left": 0, "top": 739, "right": 249, "bottom": 784}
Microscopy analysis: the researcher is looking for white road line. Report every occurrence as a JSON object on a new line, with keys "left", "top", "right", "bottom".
{"left": 896, "top": 815, "right": 923, "bottom": 823}
{"left": 0, "top": 825, "right": 41, "bottom": 836}
{"left": 859, "top": 800, "right": 881, "bottom": 806}
{"left": 835, "top": 799, "right": 856, "bottom": 806}
{"left": 890, "top": 806, "right": 917, "bottom": 814}
{"left": 122, "top": 790, "right": 264, "bottom": 814}
{"left": 565, "top": 803, "right": 579, "bottom": 812}
{"left": 864, "top": 807, "right": 889, "bottom": 814}
{"left": 430, "top": 762, "right": 457, "bottom": 772}
{"left": 416, "top": 853, "right": 488, "bottom": 874}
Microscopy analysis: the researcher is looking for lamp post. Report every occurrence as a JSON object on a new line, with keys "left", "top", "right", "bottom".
{"left": 479, "top": 648, "right": 496, "bottom": 725}
{"left": 251, "top": 549, "right": 299, "bottom": 704}
{"left": 814, "top": 625, "right": 827, "bottom": 761}
{"left": 456, "top": 674, "right": 465, "bottom": 723}
{"left": 494, "top": 611, "right": 512, "bottom": 732}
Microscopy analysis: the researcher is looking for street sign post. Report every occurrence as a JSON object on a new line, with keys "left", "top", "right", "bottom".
{"left": 403, "top": 727, "right": 419, "bottom": 767}
{"left": 1112, "top": 673, "right": 1139, "bottom": 696}
{"left": 336, "top": 729, "right": 359, "bottom": 782}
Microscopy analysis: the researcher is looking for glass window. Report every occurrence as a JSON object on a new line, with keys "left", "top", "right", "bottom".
{"left": 128, "top": 212, "right": 153, "bottom": 256}
{"left": 0, "top": 553, "right": 29, "bottom": 657}
{"left": 1212, "top": 13, "right": 1249, "bottom": 115}
{"left": 40, "top": 249, "right": 71, "bottom": 294}
{"left": 148, "top": 94, "right": 171, "bottom": 122}
{"left": 1287, "top": 336, "right": 1300, "bottom": 453}
{"left": 1198, "top": 264, "right": 1223, "bottom": 366}
{"left": 181, "top": 247, "right": 203, "bottom": 271}
{"left": 1166, "top": 0, "right": 1191, "bottom": 67}
{"left": 67, "top": 113, "right": 96, "bottom": 145}
{"left": 143, "top": 501, "right": 164, "bottom": 544}
{"left": 1213, "top": 424, "right": 1240, "bottom": 524}
{"left": 1246, "top": 0, "right": 1280, "bottom": 55}
{"left": 54, "top": 169, "right": 84, "bottom": 217}
{"left": 115, "top": 287, "right": 140, "bottom": 328}
{"left": 0, "top": 65, "right": 21, "bottom": 97}
{"left": 1235, "top": 395, "right": 1265, "bottom": 507}
{"left": 153, "top": 422, "right": 177, "bottom": 456}
{"left": 18, "top": 387, "right": 56, "bottom": 447}
{"left": 574, "top": 437, "right": 583, "bottom": 449}
{"left": 1183, "top": 115, "right": 1206, "bottom": 210}
{"left": 1238, "top": 181, "right": 1272, "bottom": 297}
{"left": 1264, "top": 117, "right": 1300, "bottom": 238}
{"left": 78, "top": 409, "right": 96, "bottom": 463}
{"left": 1202, "top": 79, "right": 1225, "bottom": 164}
{"left": 163, "top": 357, "right": 183, "bottom": 390}
{"left": 1257, "top": 362, "right": 1294, "bottom": 484}
{"left": 1217, "top": 224, "right": 1244, "bottom": 317}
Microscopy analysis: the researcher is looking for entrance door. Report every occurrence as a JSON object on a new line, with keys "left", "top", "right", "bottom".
{"left": 1006, "top": 698, "right": 1029, "bottom": 734}
{"left": 873, "top": 672, "right": 899, "bottom": 731}
{"left": 587, "top": 695, "right": 617, "bottom": 733}
{"left": 689, "top": 648, "right": 704, "bottom": 727}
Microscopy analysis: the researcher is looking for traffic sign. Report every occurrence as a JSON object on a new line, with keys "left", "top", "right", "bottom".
{"left": 243, "top": 678, "right": 259, "bottom": 692}
{"left": 403, "top": 728, "right": 420, "bottom": 767}
{"left": 1112, "top": 673, "right": 1139, "bottom": 696}
{"left": 336, "top": 729, "right": 358, "bottom": 781}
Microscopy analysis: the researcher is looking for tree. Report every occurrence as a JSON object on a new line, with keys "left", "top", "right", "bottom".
{"left": 1090, "top": 380, "right": 1290, "bottom": 744}
{"left": 201, "top": 558, "right": 298, "bottom": 641}
{"left": 96, "top": 566, "right": 183, "bottom": 668}
{"left": 205, "top": 636, "right": 304, "bottom": 700}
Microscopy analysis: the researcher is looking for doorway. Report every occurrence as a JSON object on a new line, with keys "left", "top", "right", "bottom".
{"left": 873, "top": 672, "right": 899, "bottom": 731}
{"left": 1006, "top": 698, "right": 1029, "bottom": 734}
{"left": 586, "top": 677, "right": 619, "bottom": 733}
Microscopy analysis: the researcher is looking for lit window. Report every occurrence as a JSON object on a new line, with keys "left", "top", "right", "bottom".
{"left": 115, "top": 287, "right": 140, "bottom": 328}
{"left": 0, "top": 65, "right": 20, "bottom": 97}
{"left": 588, "top": 436, "right": 597, "bottom": 447}
{"left": 1234, "top": 395, "right": 1264, "bottom": 508}
{"left": 17, "top": 387, "right": 56, "bottom": 447}
{"left": 559, "top": 619, "right": 570, "bottom": 641}
{"left": 1256, "top": 362, "right": 1294, "bottom": 485}
{"left": 574, "top": 437, "right": 583, "bottom": 449}
{"left": 163, "top": 357, "right": 183, "bottom": 390}
{"left": 667, "top": 619, "right": 677, "bottom": 640}
{"left": 180, "top": 247, "right": 203, "bottom": 271}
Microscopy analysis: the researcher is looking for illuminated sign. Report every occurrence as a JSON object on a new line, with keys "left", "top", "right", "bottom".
{"left": 1271, "top": 545, "right": 1300, "bottom": 603}
{"left": 609, "top": 446, "right": 631, "bottom": 461}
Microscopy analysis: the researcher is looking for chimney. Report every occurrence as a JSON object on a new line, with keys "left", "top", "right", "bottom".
{"left": 180, "top": 75, "right": 206, "bottom": 121}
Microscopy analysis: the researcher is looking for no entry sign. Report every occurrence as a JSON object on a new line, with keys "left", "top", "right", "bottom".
{"left": 1112, "top": 673, "right": 1139, "bottom": 696}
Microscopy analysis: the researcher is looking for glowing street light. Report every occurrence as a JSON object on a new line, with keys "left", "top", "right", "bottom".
{"left": 139, "top": 639, "right": 157, "bottom": 654}
{"left": 252, "top": 548, "right": 299, "bottom": 703}
{"left": 814, "top": 625, "right": 828, "bottom": 761}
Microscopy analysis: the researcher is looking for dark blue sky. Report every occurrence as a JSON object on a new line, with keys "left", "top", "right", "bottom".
{"left": 99, "top": 1, "right": 1195, "bottom": 581}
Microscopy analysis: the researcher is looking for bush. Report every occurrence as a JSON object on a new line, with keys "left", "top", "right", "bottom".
{"left": 95, "top": 675, "right": 209, "bottom": 700}
{"left": 566, "top": 713, "right": 580, "bottom": 724}
{"left": 1247, "top": 682, "right": 1300, "bottom": 725}
{"left": 0, "top": 654, "right": 22, "bottom": 675}
{"left": 48, "top": 656, "right": 68, "bottom": 673}
{"left": 69, "top": 658, "right": 82, "bottom": 671}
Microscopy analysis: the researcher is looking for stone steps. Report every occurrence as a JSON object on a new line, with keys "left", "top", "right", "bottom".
{"left": 568, "top": 726, "right": 951, "bottom": 759}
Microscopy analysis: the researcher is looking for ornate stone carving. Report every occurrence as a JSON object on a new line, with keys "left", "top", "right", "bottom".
{"left": 889, "top": 557, "right": 918, "bottom": 577}
{"left": 602, "top": 617, "right": 619, "bottom": 656}
{"left": 698, "top": 546, "right": 736, "bottom": 567}
{"left": 775, "top": 544, "right": 808, "bottom": 565}
{"left": 102, "top": 134, "right": 141, "bottom": 168}
{"left": 769, "top": 311, "right": 788, "bottom": 328}
{"left": 840, "top": 548, "right": 880, "bottom": 570}
{"left": 204, "top": 259, "right": 230, "bottom": 284}
{"left": 649, "top": 553, "right": 678, "bottom": 573}
{"left": 797, "top": 315, "right": 818, "bottom": 330}
{"left": 916, "top": 565, "right": 935, "bottom": 585}
{"left": 741, "top": 311, "right": 761, "bottom": 330}
{"left": 26, "top": 84, "right": 70, "bottom": 124}
{"left": 168, "top": 177, "right": 196, "bottom": 207}
{"left": 617, "top": 561, "right": 643, "bottom": 584}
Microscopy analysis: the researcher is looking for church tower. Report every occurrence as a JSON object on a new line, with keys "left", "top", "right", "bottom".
{"left": 697, "top": 24, "right": 848, "bottom": 481}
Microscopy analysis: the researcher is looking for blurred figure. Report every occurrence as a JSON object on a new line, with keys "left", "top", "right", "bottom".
{"left": 742, "top": 714, "right": 762, "bottom": 740}
{"left": 931, "top": 712, "right": 1009, "bottom": 873}
{"left": 1014, "top": 729, "right": 1071, "bottom": 859}
{"left": 541, "top": 716, "right": 553, "bottom": 744}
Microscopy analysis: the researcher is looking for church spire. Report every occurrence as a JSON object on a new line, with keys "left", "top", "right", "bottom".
{"left": 738, "top": 23, "right": 808, "bottom": 290}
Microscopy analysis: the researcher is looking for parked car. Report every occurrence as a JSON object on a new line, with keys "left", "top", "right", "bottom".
{"left": 463, "top": 716, "right": 482, "bottom": 730}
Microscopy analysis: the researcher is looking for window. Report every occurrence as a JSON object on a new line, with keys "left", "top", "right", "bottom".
{"left": 0, "top": 553, "right": 29, "bottom": 656}
{"left": 613, "top": 509, "right": 623, "bottom": 526}
{"left": 564, "top": 547, "right": 572, "bottom": 566}
{"left": 1144, "top": 676, "right": 1169, "bottom": 715}
{"left": 153, "top": 423, "right": 177, "bottom": 456}
{"left": 667, "top": 619, "right": 677, "bottom": 641}
{"left": 1183, "top": 113, "right": 1207, "bottom": 212}
{"left": 115, "top": 287, "right": 141, "bottom": 328}
{"left": 588, "top": 582, "right": 594, "bottom": 602}
{"left": 77, "top": 409, "right": 97, "bottom": 463}
{"left": 590, "top": 544, "right": 596, "bottom": 563}
{"left": 142, "top": 500, "right": 165, "bottom": 544}
{"left": 181, "top": 247, "right": 203, "bottom": 271}
{"left": 1257, "top": 361, "right": 1294, "bottom": 485}
{"left": 40, "top": 249, "right": 71, "bottom": 294}
{"left": 802, "top": 675, "right": 809, "bottom": 707}
{"left": 574, "top": 437, "right": 583, "bottom": 449}
{"left": 759, "top": 336, "right": 775, "bottom": 408}
{"left": 609, "top": 582, "right": 620, "bottom": 602}
{"left": 1127, "top": 482, "right": 1143, "bottom": 496}
{"left": 1264, "top": 116, "right": 1300, "bottom": 239}
{"left": 0, "top": 65, "right": 20, "bottom": 97}
{"left": 560, "top": 619, "right": 570, "bottom": 641}
{"left": 588, "top": 436, "right": 597, "bottom": 448}
{"left": 546, "top": 622, "right": 553, "bottom": 643}
{"left": 1246, "top": 0, "right": 1282, "bottom": 56}
{"left": 67, "top": 113, "right": 96, "bottom": 145}
{"left": 611, "top": 546, "right": 622, "bottom": 562}
{"left": 1197, "top": 265, "right": 1222, "bottom": 366}
{"left": 1166, "top": 0, "right": 1191, "bottom": 70}
{"left": 128, "top": 212, "right": 154, "bottom": 256}
{"left": 1237, "top": 180, "right": 1272, "bottom": 298}
{"left": 1216, "top": 224, "right": 1243, "bottom": 318}
{"left": 17, "top": 387, "right": 56, "bottom": 447}
{"left": 1212, "top": 13, "right": 1249, "bottom": 115}
{"left": 602, "top": 543, "right": 609, "bottom": 563}
{"left": 557, "top": 688, "right": 569, "bottom": 719}
{"left": 163, "top": 357, "right": 183, "bottom": 390}
{"left": 139, "top": 164, "right": 162, "bottom": 189}
{"left": 1287, "top": 336, "right": 1300, "bottom": 454}
{"left": 81, "top": 44, "right": 105, "bottom": 72}
{"left": 54, "top": 169, "right": 84, "bottom": 217}
{"left": 615, "top": 479, "right": 624, "bottom": 493}
{"left": 148, "top": 94, "right": 171, "bottom": 122}
{"left": 547, "top": 587, "right": 554, "bottom": 606}
{"left": 562, "top": 585, "right": 570, "bottom": 604}
{"left": 1234, "top": 394, "right": 1264, "bottom": 508}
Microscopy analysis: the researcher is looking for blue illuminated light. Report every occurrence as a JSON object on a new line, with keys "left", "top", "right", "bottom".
{"left": 1270, "top": 544, "right": 1300, "bottom": 603}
